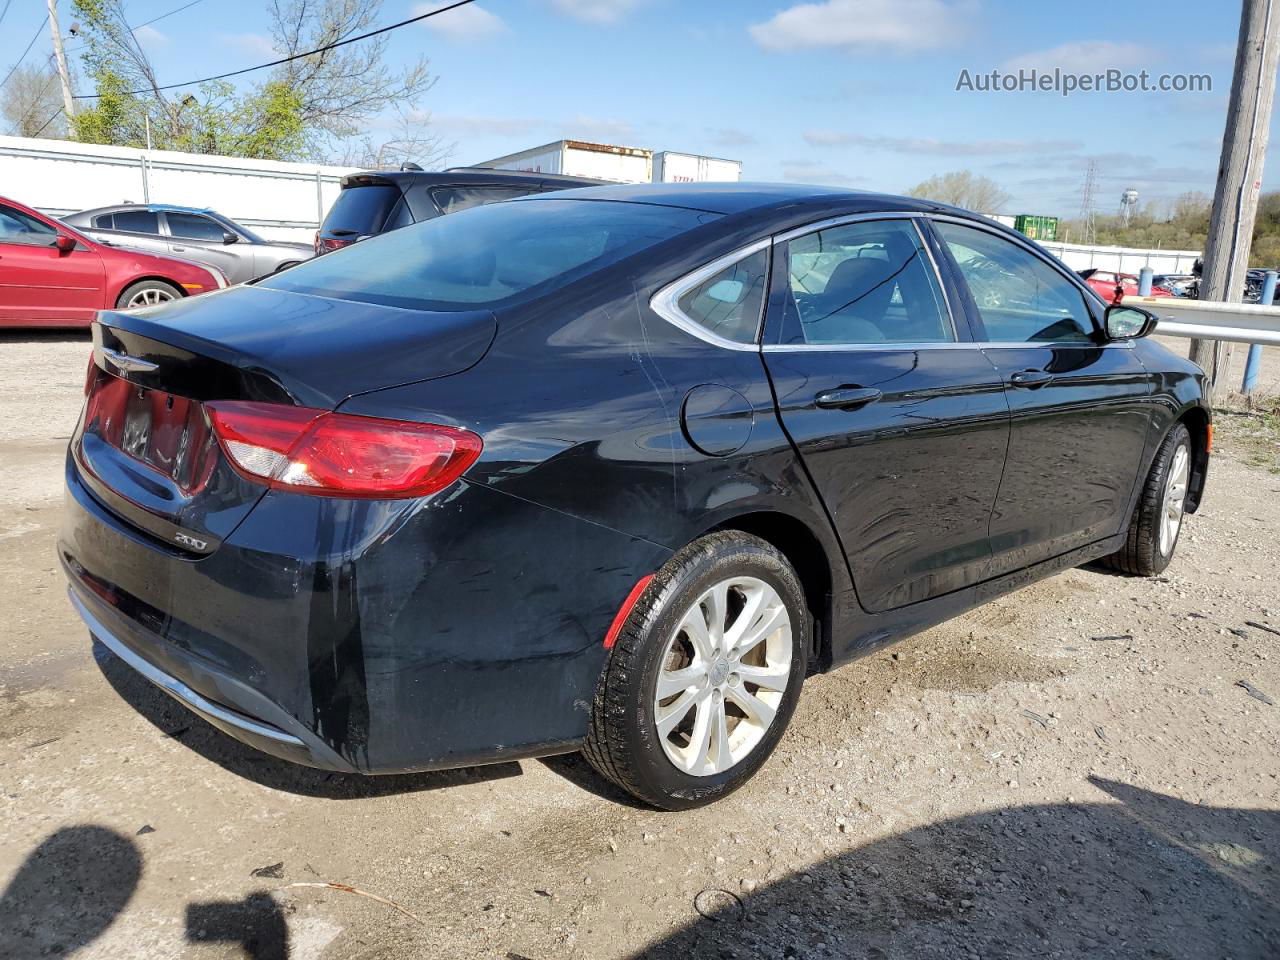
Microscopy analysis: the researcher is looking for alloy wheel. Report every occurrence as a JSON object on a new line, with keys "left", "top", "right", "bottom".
{"left": 127, "top": 288, "right": 175, "bottom": 308}
{"left": 653, "top": 576, "right": 792, "bottom": 776}
{"left": 1159, "top": 443, "right": 1189, "bottom": 556}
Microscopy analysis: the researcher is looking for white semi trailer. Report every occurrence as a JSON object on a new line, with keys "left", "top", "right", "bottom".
{"left": 475, "top": 140, "right": 741, "bottom": 184}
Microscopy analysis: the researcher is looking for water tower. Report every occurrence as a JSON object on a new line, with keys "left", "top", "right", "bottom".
{"left": 1120, "top": 188, "right": 1139, "bottom": 227}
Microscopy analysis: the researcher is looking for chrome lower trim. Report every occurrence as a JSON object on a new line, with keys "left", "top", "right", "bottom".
{"left": 68, "top": 588, "right": 304, "bottom": 746}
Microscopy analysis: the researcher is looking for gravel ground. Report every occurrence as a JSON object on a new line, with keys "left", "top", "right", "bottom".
{"left": 1, "top": 332, "right": 1278, "bottom": 960}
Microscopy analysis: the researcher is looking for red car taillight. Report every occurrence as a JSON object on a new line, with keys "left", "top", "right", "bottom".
{"left": 205, "top": 401, "right": 482, "bottom": 499}
{"left": 316, "top": 235, "right": 354, "bottom": 254}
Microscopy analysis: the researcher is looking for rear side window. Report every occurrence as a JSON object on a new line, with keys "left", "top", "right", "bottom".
{"left": 112, "top": 210, "right": 160, "bottom": 234}
{"left": 167, "top": 213, "right": 227, "bottom": 241}
{"left": 934, "top": 221, "right": 1094, "bottom": 343}
{"left": 781, "top": 219, "right": 952, "bottom": 345}
{"left": 261, "top": 198, "right": 720, "bottom": 311}
{"left": 323, "top": 183, "right": 401, "bottom": 236}
{"left": 430, "top": 185, "right": 535, "bottom": 216}
{"left": 674, "top": 249, "right": 769, "bottom": 344}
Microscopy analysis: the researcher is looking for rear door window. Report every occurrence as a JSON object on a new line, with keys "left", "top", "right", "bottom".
{"left": 112, "top": 210, "right": 161, "bottom": 234}
{"left": 323, "top": 183, "right": 401, "bottom": 236}
{"left": 430, "top": 185, "right": 536, "bottom": 216}
{"left": 167, "top": 213, "right": 228, "bottom": 242}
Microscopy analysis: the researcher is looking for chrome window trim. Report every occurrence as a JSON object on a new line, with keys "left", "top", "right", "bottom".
{"left": 762, "top": 339, "right": 1133, "bottom": 353}
{"left": 650, "top": 236, "right": 772, "bottom": 352}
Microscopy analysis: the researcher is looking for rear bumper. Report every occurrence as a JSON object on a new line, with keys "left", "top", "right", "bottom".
{"left": 66, "top": 582, "right": 354, "bottom": 772}
{"left": 60, "top": 449, "right": 671, "bottom": 775}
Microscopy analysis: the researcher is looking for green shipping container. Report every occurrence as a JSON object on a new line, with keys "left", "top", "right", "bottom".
{"left": 1014, "top": 214, "right": 1059, "bottom": 242}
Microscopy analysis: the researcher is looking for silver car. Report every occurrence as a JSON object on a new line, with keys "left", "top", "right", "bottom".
{"left": 62, "top": 204, "right": 313, "bottom": 285}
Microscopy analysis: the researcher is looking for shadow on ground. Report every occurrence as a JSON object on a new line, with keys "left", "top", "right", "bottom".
{"left": 94, "top": 639, "right": 523, "bottom": 800}
{"left": 630, "top": 778, "right": 1280, "bottom": 960}
{"left": 2, "top": 780, "right": 1276, "bottom": 958}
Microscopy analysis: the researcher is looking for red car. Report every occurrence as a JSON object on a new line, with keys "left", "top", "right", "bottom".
{"left": 0, "top": 195, "right": 227, "bottom": 328}
{"left": 1078, "top": 268, "right": 1173, "bottom": 303}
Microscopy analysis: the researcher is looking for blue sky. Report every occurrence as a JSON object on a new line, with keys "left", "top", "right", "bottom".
{"left": 1, "top": 0, "right": 1259, "bottom": 216}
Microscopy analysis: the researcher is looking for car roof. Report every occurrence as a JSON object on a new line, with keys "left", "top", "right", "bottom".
{"left": 514, "top": 181, "right": 967, "bottom": 218}
{"left": 69, "top": 202, "right": 219, "bottom": 217}
{"left": 340, "top": 168, "right": 607, "bottom": 188}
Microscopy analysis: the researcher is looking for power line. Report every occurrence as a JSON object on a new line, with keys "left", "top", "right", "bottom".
{"left": 65, "top": 0, "right": 211, "bottom": 55}
{"left": 0, "top": 14, "right": 50, "bottom": 92}
{"left": 72, "top": 0, "right": 476, "bottom": 98}
{"left": 0, "top": 0, "right": 14, "bottom": 31}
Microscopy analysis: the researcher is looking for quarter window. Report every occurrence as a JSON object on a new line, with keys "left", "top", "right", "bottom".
{"left": 781, "top": 219, "right": 952, "bottom": 345}
{"left": 674, "top": 249, "right": 769, "bottom": 344}
{"left": 0, "top": 204, "right": 57, "bottom": 245}
{"left": 934, "top": 221, "right": 1095, "bottom": 343}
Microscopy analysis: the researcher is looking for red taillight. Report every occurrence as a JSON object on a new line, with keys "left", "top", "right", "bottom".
{"left": 205, "top": 401, "right": 482, "bottom": 499}
{"left": 316, "top": 235, "right": 353, "bottom": 254}
{"left": 85, "top": 354, "right": 97, "bottom": 395}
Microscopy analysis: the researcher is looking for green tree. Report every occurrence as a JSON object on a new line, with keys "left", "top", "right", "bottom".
{"left": 70, "top": 0, "right": 445, "bottom": 164}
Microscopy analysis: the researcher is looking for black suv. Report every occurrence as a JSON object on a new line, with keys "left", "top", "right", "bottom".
{"left": 315, "top": 166, "right": 605, "bottom": 254}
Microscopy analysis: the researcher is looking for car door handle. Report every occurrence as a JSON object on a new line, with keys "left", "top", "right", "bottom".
{"left": 814, "top": 387, "right": 883, "bottom": 410}
{"left": 1009, "top": 370, "right": 1054, "bottom": 388}
{"left": 171, "top": 245, "right": 186, "bottom": 252}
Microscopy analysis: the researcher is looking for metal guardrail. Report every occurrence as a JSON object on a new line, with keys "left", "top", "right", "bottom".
{"left": 1122, "top": 295, "right": 1280, "bottom": 346}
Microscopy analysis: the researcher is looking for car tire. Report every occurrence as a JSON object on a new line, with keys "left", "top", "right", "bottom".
{"left": 583, "top": 531, "right": 809, "bottom": 810}
{"left": 1102, "top": 423, "right": 1192, "bottom": 576}
{"left": 116, "top": 279, "right": 182, "bottom": 310}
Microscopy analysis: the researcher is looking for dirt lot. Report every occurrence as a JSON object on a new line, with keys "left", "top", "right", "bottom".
{"left": 2, "top": 333, "right": 1279, "bottom": 960}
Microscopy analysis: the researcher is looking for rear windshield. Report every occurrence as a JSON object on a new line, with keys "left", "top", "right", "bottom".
{"left": 261, "top": 198, "right": 721, "bottom": 311}
{"left": 322, "top": 183, "right": 400, "bottom": 236}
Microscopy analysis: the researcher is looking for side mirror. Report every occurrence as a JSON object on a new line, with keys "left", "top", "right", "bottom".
{"left": 54, "top": 234, "right": 76, "bottom": 253}
{"left": 222, "top": 231, "right": 239, "bottom": 245}
{"left": 1104, "top": 303, "right": 1157, "bottom": 340}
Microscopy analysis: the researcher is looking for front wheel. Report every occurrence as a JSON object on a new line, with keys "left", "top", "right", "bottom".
{"left": 583, "top": 532, "right": 809, "bottom": 810}
{"left": 1103, "top": 423, "right": 1192, "bottom": 576}
{"left": 116, "top": 279, "right": 181, "bottom": 310}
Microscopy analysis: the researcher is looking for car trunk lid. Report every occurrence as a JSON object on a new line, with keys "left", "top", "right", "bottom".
{"left": 74, "top": 286, "right": 496, "bottom": 553}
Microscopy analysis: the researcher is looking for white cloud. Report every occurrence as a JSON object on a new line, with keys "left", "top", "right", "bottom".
{"left": 547, "top": 0, "right": 643, "bottom": 23}
{"left": 750, "top": 0, "right": 972, "bottom": 54}
{"left": 781, "top": 160, "right": 867, "bottom": 186}
{"left": 433, "top": 114, "right": 542, "bottom": 137}
{"left": 561, "top": 114, "right": 636, "bottom": 143}
{"left": 220, "top": 32, "right": 277, "bottom": 58}
{"left": 416, "top": 2, "right": 507, "bottom": 40}
{"left": 709, "top": 128, "right": 757, "bottom": 148}
{"left": 134, "top": 24, "right": 169, "bottom": 49}
{"left": 803, "top": 131, "right": 1082, "bottom": 154}
{"left": 1001, "top": 41, "right": 1152, "bottom": 75}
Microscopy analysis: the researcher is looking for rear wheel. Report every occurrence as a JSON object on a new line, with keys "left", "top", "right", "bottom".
{"left": 584, "top": 532, "right": 808, "bottom": 810}
{"left": 117, "top": 280, "right": 181, "bottom": 310}
{"left": 1103, "top": 423, "right": 1191, "bottom": 576}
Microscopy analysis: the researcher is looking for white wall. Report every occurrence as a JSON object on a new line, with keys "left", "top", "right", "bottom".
{"left": 0, "top": 135, "right": 358, "bottom": 243}
{"left": 1040, "top": 240, "right": 1201, "bottom": 275}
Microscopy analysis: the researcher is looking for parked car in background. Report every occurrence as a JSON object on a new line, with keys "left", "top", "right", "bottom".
{"left": 62, "top": 204, "right": 312, "bottom": 285}
{"left": 63, "top": 183, "right": 1209, "bottom": 810}
{"left": 1077, "top": 268, "right": 1173, "bottom": 302}
{"left": 1152, "top": 274, "right": 1196, "bottom": 297}
{"left": 0, "top": 195, "right": 226, "bottom": 328}
{"left": 315, "top": 165, "right": 606, "bottom": 254}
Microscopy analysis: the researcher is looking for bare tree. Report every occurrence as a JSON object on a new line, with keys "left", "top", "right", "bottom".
{"left": 1, "top": 62, "right": 69, "bottom": 138}
{"left": 327, "top": 108, "right": 454, "bottom": 170}
{"left": 905, "top": 171, "right": 1011, "bottom": 213}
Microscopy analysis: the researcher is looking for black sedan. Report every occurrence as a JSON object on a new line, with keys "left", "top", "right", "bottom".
{"left": 61, "top": 184, "right": 1209, "bottom": 809}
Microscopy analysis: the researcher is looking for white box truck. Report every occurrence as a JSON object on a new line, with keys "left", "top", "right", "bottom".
{"left": 652, "top": 151, "right": 742, "bottom": 183}
{"left": 475, "top": 140, "right": 653, "bottom": 183}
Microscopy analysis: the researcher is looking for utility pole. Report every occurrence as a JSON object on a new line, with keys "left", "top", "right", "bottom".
{"left": 1190, "top": 0, "right": 1280, "bottom": 396}
{"left": 46, "top": 0, "right": 76, "bottom": 125}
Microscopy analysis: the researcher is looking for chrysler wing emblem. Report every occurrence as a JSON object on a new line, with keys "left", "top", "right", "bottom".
{"left": 101, "top": 347, "right": 160, "bottom": 374}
